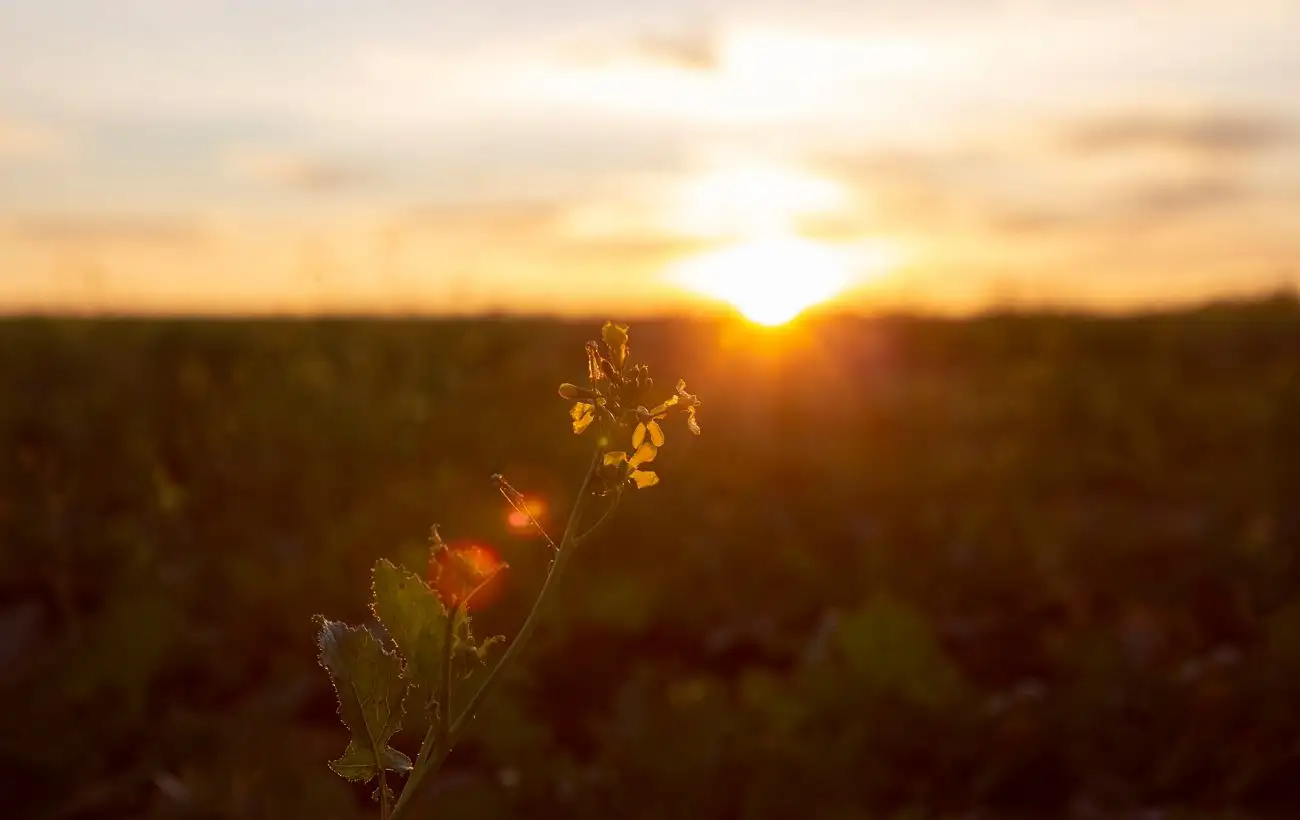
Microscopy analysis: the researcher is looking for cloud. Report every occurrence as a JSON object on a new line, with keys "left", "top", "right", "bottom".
{"left": 1060, "top": 112, "right": 1295, "bottom": 157}
{"left": 816, "top": 135, "right": 1272, "bottom": 243}
{"left": 560, "top": 24, "right": 722, "bottom": 73}
{"left": 9, "top": 214, "right": 207, "bottom": 247}
{"left": 222, "top": 148, "right": 371, "bottom": 192}
{"left": 0, "top": 118, "right": 74, "bottom": 161}
{"left": 630, "top": 29, "right": 722, "bottom": 71}
{"left": 1119, "top": 177, "right": 1247, "bottom": 216}
{"left": 387, "top": 201, "right": 564, "bottom": 241}
{"left": 987, "top": 176, "right": 1258, "bottom": 238}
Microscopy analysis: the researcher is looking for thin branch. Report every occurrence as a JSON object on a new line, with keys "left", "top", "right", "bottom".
{"left": 495, "top": 474, "right": 558, "bottom": 552}
{"left": 438, "top": 601, "right": 457, "bottom": 747}
{"left": 575, "top": 492, "right": 621, "bottom": 546}
{"left": 447, "top": 450, "right": 600, "bottom": 742}
{"left": 358, "top": 675, "right": 390, "bottom": 820}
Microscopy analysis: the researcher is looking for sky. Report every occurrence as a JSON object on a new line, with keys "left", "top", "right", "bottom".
{"left": 1, "top": 0, "right": 1299, "bottom": 316}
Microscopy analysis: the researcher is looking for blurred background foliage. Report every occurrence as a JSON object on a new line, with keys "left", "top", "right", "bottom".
{"left": 2, "top": 297, "right": 1299, "bottom": 819}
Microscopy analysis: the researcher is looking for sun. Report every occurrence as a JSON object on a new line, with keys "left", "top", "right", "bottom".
{"left": 669, "top": 236, "right": 855, "bottom": 325}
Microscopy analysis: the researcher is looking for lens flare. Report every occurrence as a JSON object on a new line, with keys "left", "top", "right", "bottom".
{"left": 506, "top": 497, "right": 547, "bottom": 532}
{"left": 432, "top": 542, "right": 506, "bottom": 611}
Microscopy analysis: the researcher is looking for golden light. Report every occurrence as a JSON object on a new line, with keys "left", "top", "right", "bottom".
{"left": 669, "top": 236, "right": 856, "bottom": 325}
{"left": 432, "top": 543, "right": 506, "bottom": 611}
{"left": 667, "top": 165, "right": 849, "bottom": 238}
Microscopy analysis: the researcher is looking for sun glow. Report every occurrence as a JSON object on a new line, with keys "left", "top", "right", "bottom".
{"left": 668, "top": 165, "right": 849, "bottom": 237}
{"left": 670, "top": 236, "right": 856, "bottom": 325}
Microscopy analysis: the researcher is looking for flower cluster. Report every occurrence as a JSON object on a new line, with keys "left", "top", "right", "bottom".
{"left": 558, "top": 322, "right": 701, "bottom": 492}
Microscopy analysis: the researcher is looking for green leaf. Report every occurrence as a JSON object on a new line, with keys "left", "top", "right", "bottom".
{"left": 314, "top": 617, "right": 413, "bottom": 782}
{"left": 472, "top": 634, "right": 506, "bottom": 665}
{"left": 371, "top": 558, "right": 451, "bottom": 713}
{"left": 452, "top": 616, "right": 504, "bottom": 679}
{"left": 331, "top": 741, "right": 413, "bottom": 781}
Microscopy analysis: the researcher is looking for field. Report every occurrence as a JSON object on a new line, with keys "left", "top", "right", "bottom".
{"left": 2, "top": 300, "right": 1299, "bottom": 819}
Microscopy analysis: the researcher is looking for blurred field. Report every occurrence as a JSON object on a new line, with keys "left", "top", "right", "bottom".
{"left": 2, "top": 299, "right": 1299, "bottom": 819}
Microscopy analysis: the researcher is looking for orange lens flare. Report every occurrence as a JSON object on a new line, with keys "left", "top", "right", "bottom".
{"left": 506, "top": 498, "right": 547, "bottom": 532}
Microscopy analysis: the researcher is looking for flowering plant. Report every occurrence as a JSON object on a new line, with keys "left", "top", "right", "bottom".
{"left": 314, "top": 322, "right": 701, "bottom": 818}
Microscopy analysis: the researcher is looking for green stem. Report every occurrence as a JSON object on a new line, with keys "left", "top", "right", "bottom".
{"left": 390, "top": 583, "right": 464, "bottom": 816}
{"left": 390, "top": 449, "right": 603, "bottom": 820}
{"left": 378, "top": 770, "right": 391, "bottom": 820}
{"left": 446, "top": 449, "right": 600, "bottom": 743}
{"left": 439, "top": 604, "right": 455, "bottom": 749}
{"left": 575, "top": 493, "right": 620, "bottom": 547}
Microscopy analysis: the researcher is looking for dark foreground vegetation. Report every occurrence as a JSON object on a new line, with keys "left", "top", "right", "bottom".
{"left": 2, "top": 297, "right": 1299, "bottom": 819}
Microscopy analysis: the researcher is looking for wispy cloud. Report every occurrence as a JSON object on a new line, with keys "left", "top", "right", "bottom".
{"left": 630, "top": 28, "right": 722, "bottom": 71}
{"left": 1060, "top": 112, "right": 1296, "bottom": 157}
{"left": 222, "top": 148, "right": 372, "bottom": 193}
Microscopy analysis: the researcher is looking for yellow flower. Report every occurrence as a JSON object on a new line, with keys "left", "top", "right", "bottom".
{"left": 559, "top": 323, "right": 699, "bottom": 445}
{"left": 571, "top": 400, "right": 597, "bottom": 434}
{"left": 603, "top": 441, "right": 660, "bottom": 489}
{"left": 674, "top": 379, "right": 702, "bottom": 436}
{"left": 631, "top": 379, "right": 701, "bottom": 446}
{"left": 602, "top": 321, "right": 630, "bottom": 371}
{"left": 632, "top": 414, "right": 666, "bottom": 449}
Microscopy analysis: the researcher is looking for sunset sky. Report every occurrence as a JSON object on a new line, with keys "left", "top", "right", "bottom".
{"left": 2, "top": 0, "right": 1298, "bottom": 316}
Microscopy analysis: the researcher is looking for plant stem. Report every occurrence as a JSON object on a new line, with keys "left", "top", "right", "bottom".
{"left": 439, "top": 604, "right": 454, "bottom": 749}
{"left": 576, "top": 493, "right": 620, "bottom": 546}
{"left": 389, "top": 449, "right": 602, "bottom": 820}
{"left": 377, "top": 763, "right": 390, "bottom": 819}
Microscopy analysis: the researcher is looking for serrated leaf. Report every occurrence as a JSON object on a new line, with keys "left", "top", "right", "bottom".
{"left": 331, "top": 741, "right": 413, "bottom": 781}
{"left": 315, "top": 617, "right": 411, "bottom": 783}
{"left": 450, "top": 615, "right": 504, "bottom": 680}
{"left": 473, "top": 634, "right": 506, "bottom": 664}
{"left": 372, "top": 559, "right": 450, "bottom": 712}
{"left": 431, "top": 544, "right": 505, "bottom": 609}
{"left": 372, "top": 778, "right": 397, "bottom": 805}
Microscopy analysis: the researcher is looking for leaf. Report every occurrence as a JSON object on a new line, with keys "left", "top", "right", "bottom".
{"left": 332, "top": 741, "right": 413, "bottom": 781}
{"left": 432, "top": 544, "right": 505, "bottom": 608}
{"left": 371, "top": 559, "right": 450, "bottom": 713}
{"left": 372, "top": 780, "right": 397, "bottom": 805}
{"left": 315, "top": 617, "right": 412, "bottom": 782}
{"left": 453, "top": 619, "right": 505, "bottom": 679}
{"left": 474, "top": 634, "right": 506, "bottom": 663}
